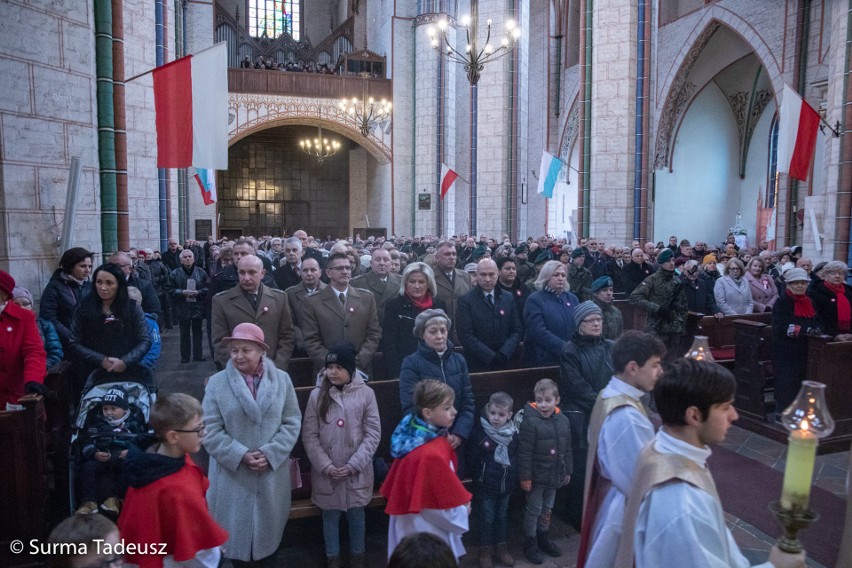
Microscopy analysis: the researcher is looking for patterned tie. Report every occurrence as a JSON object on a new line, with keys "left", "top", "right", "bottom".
{"left": 487, "top": 293, "right": 494, "bottom": 308}
{"left": 249, "top": 293, "right": 258, "bottom": 311}
{"left": 339, "top": 292, "right": 346, "bottom": 306}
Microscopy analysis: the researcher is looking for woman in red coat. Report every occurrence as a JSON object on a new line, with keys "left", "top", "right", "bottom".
{"left": 0, "top": 270, "right": 47, "bottom": 409}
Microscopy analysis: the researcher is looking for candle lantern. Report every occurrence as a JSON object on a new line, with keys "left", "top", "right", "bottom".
{"left": 684, "top": 335, "right": 715, "bottom": 362}
{"left": 770, "top": 381, "right": 834, "bottom": 553}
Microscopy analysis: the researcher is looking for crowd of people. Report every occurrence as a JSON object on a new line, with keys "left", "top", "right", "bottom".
{"left": 241, "top": 55, "right": 336, "bottom": 74}
{"left": 4, "top": 227, "right": 852, "bottom": 568}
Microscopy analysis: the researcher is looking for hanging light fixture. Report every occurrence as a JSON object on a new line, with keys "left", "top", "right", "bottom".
{"left": 299, "top": 126, "right": 341, "bottom": 163}
{"left": 338, "top": 91, "right": 392, "bottom": 137}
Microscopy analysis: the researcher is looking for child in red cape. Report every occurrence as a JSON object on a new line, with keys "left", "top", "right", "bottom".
{"left": 380, "top": 379, "right": 472, "bottom": 562}
{"left": 118, "top": 393, "right": 227, "bottom": 568}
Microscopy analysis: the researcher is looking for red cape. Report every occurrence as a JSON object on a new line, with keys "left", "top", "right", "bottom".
{"left": 380, "top": 436, "right": 472, "bottom": 515}
{"left": 118, "top": 455, "right": 228, "bottom": 568}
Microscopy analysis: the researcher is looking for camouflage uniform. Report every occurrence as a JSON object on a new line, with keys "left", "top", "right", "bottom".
{"left": 569, "top": 264, "right": 593, "bottom": 301}
{"left": 628, "top": 268, "right": 688, "bottom": 358}
{"left": 593, "top": 298, "right": 624, "bottom": 341}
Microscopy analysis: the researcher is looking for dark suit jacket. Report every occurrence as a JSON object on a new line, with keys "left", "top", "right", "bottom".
{"left": 302, "top": 286, "right": 382, "bottom": 373}
{"left": 210, "top": 283, "right": 294, "bottom": 370}
{"left": 274, "top": 263, "right": 302, "bottom": 292}
{"left": 455, "top": 287, "right": 523, "bottom": 371}
{"left": 352, "top": 271, "right": 402, "bottom": 323}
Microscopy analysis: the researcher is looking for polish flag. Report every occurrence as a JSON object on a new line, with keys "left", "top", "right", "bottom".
{"left": 153, "top": 43, "right": 228, "bottom": 170}
{"left": 440, "top": 163, "right": 459, "bottom": 199}
{"left": 777, "top": 84, "right": 820, "bottom": 182}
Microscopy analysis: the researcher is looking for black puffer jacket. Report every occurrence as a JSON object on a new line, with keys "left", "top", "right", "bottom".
{"left": 559, "top": 333, "right": 615, "bottom": 416}
{"left": 69, "top": 301, "right": 152, "bottom": 371}
{"left": 517, "top": 403, "right": 572, "bottom": 488}
{"left": 39, "top": 269, "right": 90, "bottom": 348}
{"left": 467, "top": 408, "right": 519, "bottom": 495}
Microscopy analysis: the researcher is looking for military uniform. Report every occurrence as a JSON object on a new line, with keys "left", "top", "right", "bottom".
{"left": 569, "top": 264, "right": 593, "bottom": 301}
{"left": 627, "top": 269, "right": 687, "bottom": 358}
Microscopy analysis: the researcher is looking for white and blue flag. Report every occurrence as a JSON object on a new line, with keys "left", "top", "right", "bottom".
{"left": 537, "top": 151, "right": 563, "bottom": 199}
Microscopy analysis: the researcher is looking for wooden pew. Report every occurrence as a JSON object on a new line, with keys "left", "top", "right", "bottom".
{"left": 805, "top": 337, "right": 852, "bottom": 453}
{"left": 0, "top": 396, "right": 48, "bottom": 545}
{"left": 43, "top": 361, "right": 74, "bottom": 524}
{"left": 733, "top": 319, "right": 775, "bottom": 423}
{"left": 693, "top": 312, "right": 772, "bottom": 366}
{"left": 613, "top": 299, "right": 647, "bottom": 332}
{"left": 287, "top": 366, "right": 559, "bottom": 519}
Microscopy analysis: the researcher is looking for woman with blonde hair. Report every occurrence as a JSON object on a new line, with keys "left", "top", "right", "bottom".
{"left": 744, "top": 257, "right": 779, "bottom": 313}
{"left": 714, "top": 258, "right": 754, "bottom": 315}
{"left": 523, "top": 260, "right": 580, "bottom": 365}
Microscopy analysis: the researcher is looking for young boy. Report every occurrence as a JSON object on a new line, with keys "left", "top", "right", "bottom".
{"left": 517, "top": 378, "right": 572, "bottom": 565}
{"left": 615, "top": 359, "right": 806, "bottom": 568}
{"left": 118, "top": 393, "right": 228, "bottom": 568}
{"left": 577, "top": 331, "right": 665, "bottom": 568}
{"left": 468, "top": 392, "right": 519, "bottom": 568}
{"left": 128, "top": 286, "right": 161, "bottom": 371}
{"left": 77, "top": 386, "right": 146, "bottom": 515}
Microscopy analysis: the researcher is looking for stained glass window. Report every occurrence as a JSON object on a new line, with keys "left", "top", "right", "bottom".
{"left": 248, "top": 1, "right": 300, "bottom": 40}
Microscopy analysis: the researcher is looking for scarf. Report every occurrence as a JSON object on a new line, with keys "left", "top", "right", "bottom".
{"left": 480, "top": 416, "right": 517, "bottom": 466}
{"left": 543, "top": 285, "right": 563, "bottom": 295}
{"left": 106, "top": 411, "right": 130, "bottom": 428}
{"left": 390, "top": 412, "right": 441, "bottom": 458}
{"left": 60, "top": 271, "right": 87, "bottom": 286}
{"left": 786, "top": 289, "right": 815, "bottom": 318}
{"left": 239, "top": 359, "right": 265, "bottom": 399}
{"left": 407, "top": 290, "right": 433, "bottom": 311}
{"left": 825, "top": 282, "right": 851, "bottom": 332}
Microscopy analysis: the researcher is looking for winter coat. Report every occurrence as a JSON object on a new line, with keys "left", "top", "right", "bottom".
{"left": 301, "top": 374, "right": 381, "bottom": 511}
{"left": 808, "top": 280, "right": 852, "bottom": 336}
{"left": 0, "top": 301, "right": 47, "bottom": 409}
{"left": 39, "top": 269, "right": 90, "bottom": 349}
{"left": 559, "top": 333, "right": 615, "bottom": 417}
{"left": 523, "top": 289, "right": 580, "bottom": 366}
{"left": 498, "top": 280, "right": 530, "bottom": 318}
{"left": 380, "top": 294, "right": 446, "bottom": 379}
{"left": 455, "top": 287, "right": 523, "bottom": 371}
{"left": 683, "top": 276, "right": 718, "bottom": 315}
{"left": 467, "top": 410, "right": 519, "bottom": 496}
{"left": 203, "top": 357, "right": 302, "bottom": 562}
{"left": 714, "top": 276, "right": 754, "bottom": 316}
{"left": 146, "top": 259, "right": 170, "bottom": 295}
{"left": 622, "top": 262, "right": 656, "bottom": 295}
{"left": 37, "top": 317, "right": 63, "bottom": 369}
{"left": 771, "top": 293, "right": 823, "bottom": 410}
{"left": 140, "top": 314, "right": 161, "bottom": 370}
{"left": 399, "top": 340, "right": 475, "bottom": 441}
{"left": 516, "top": 403, "right": 572, "bottom": 489}
{"left": 569, "top": 264, "right": 593, "bottom": 301}
{"left": 166, "top": 264, "right": 209, "bottom": 321}
{"left": 745, "top": 272, "right": 779, "bottom": 313}
{"left": 628, "top": 269, "right": 688, "bottom": 335}
{"left": 127, "top": 274, "right": 162, "bottom": 321}
{"left": 82, "top": 411, "right": 146, "bottom": 458}
{"left": 69, "top": 300, "right": 152, "bottom": 374}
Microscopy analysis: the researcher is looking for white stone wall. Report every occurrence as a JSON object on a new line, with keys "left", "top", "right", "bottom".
{"left": 0, "top": 0, "right": 101, "bottom": 298}
{"left": 349, "top": 147, "right": 368, "bottom": 233}
{"left": 391, "top": 17, "right": 415, "bottom": 237}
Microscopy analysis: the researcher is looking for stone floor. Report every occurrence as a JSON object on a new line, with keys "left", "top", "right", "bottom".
{"left": 155, "top": 325, "right": 848, "bottom": 568}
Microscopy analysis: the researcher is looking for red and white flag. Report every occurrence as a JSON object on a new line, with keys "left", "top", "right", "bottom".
{"left": 440, "top": 163, "right": 459, "bottom": 199}
{"left": 153, "top": 43, "right": 228, "bottom": 170}
{"left": 777, "top": 84, "right": 820, "bottom": 182}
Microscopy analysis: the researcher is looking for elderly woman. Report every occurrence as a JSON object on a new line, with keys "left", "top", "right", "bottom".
{"left": 808, "top": 261, "right": 852, "bottom": 339}
{"left": 381, "top": 262, "right": 447, "bottom": 378}
{"left": 40, "top": 247, "right": 94, "bottom": 350}
{"left": 0, "top": 270, "right": 47, "bottom": 409}
{"left": 69, "top": 264, "right": 152, "bottom": 388}
{"left": 203, "top": 322, "right": 302, "bottom": 568}
{"left": 524, "top": 260, "right": 580, "bottom": 366}
{"left": 772, "top": 268, "right": 824, "bottom": 413}
{"left": 12, "top": 287, "right": 63, "bottom": 370}
{"left": 714, "top": 258, "right": 754, "bottom": 315}
{"left": 398, "top": 309, "right": 474, "bottom": 450}
{"left": 744, "top": 257, "right": 779, "bottom": 313}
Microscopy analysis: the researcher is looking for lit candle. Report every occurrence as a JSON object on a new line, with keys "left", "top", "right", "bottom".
{"left": 780, "top": 422, "right": 818, "bottom": 510}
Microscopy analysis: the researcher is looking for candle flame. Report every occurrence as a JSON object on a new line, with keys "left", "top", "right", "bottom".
{"left": 800, "top": 419, "right": 809, "bottom": 431}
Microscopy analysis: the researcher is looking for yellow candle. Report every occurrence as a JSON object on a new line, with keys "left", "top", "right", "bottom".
{"left": 780, "top": 428, "right": 818, "bottom": 510}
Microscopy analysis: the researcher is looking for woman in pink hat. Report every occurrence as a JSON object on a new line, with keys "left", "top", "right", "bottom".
{"left": 202, "top": 322, "right": 302, "bottom": 567}
{"left": 0, "top": 269, "right": 48, "bottom": 409}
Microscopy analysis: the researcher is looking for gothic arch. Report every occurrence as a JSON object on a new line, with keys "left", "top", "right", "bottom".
{"left": 653, "top": 8, "right": 784, "bottom": 171}
{"left": 227, "top": 93, "right": 392, "bottom": 165}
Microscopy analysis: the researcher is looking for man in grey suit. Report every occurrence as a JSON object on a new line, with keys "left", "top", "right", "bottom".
{"left": 284, "top": 256, "right": 326, "bottom": 357}
{"left": 352, "top": 248, "right": 401, "bottom": 322}
{"left": 434, "top": 240, "right": 472, "bottom": 334}
{"left": 302, "top": 252, "right": 382, "bottom": 373}
{"left": 211, "top": 255, "right": 294, "bottom": 370}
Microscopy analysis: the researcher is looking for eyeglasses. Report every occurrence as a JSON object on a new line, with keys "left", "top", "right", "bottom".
{"left": 328, "top": 265, "right": 351, "bottom": 271}
{"left": 581, "top": 317, "right": 603, "bottom": 324}
{"left": 173, "top": 423, "right": 206, "bottom": 435}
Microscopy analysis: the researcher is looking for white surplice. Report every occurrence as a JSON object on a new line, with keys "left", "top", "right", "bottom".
{"left": 387, "top": 505, "right": 469, "bottom": 561}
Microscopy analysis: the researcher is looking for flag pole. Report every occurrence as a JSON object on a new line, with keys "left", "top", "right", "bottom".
{"left": 124, "top": 42, "right": 228, "bottom": 83}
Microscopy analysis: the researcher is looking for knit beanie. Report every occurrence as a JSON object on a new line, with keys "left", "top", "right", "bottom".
{"left": 12, "top": 286, "right": 33, "bottom": 305}
{"left": 702, "top": 254, "right": 717, "bottom": 264}
{"left": 657, "top": 249, "right": 674, "bottom": 264}
{"left": 412, "top": 308, "right": 451, "bottom": 338}
{"left": 783, "top": 267, "right": 810, "bottom": 283}
{"left": 325, "top": 341, "right": 357, "bottom": 378}
{"left": 102, "top": 387, "right": 129, "bottom": 410}
{"left": 574, "top": 300, "right": 603, "bottom": 326}
{"left": 0, "top": 270, "right": 15, "bottom": 298}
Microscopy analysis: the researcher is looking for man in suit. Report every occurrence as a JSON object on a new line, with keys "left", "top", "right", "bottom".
{"left": 294, "top": 229, "right": 324, "bottom": 268}
{"left": 455, "top": 259, "right": 523, "bottom": 371}
{"left": 302, "top": 252, "right": 382, "bottom": 373}
{"left": 211, "top": 254, "right": 294, "bottom": 370}
{"left": 352, "top": 248, "right": 401, "bottom": 322}
{"left": 284, "top": 257, "right": 326, "bottom": 357}
{"left": 274, "top": 236, "right": 304, "bottom": 291}
{"left": 433, "top": 240, "right": 471, "bottom": 329}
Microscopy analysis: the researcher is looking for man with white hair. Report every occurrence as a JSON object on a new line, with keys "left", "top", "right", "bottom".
{"left": 352, "top": 248, "right": 401, "bottom": 322}
{"left": 109, "top": 251, "right": 161, "bottom": 321}
{"left": 274, "top": 237, "right": 304, "bottom": 291}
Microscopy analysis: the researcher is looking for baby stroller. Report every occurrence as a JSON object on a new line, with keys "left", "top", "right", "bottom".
{"left": 68, "top": 368, "right": 158, "bottom": 515}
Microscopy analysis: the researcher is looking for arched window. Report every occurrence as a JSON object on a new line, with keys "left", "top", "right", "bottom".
{"left": 766, "top": 113, "right": 779, "bottom": 208}
{"left": 248, "top": 1, "right": 300, "bottom": 40}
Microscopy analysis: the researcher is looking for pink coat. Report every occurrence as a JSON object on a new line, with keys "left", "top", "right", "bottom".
{"left": 0, "top": 302, "right": 46, "bottom": 408}
{"left": 745, "top": 272, "right": 779, "bottom": 313}
{"left": 301, "top": 374, "right": 381, "bottom": 510}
